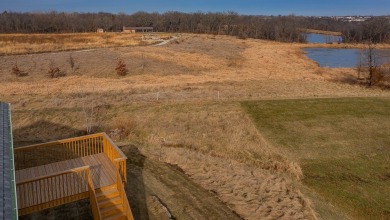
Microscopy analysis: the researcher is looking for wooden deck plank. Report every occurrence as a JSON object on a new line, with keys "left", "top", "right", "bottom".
{"left": 90, "top": 155, "right": 104, "bottom": 188}
{"left": 16, "top": 153, "right": 116, "bottom": 210}
{"left": 16, "top": 153, "right": 116, "bottom": 187}
{"left": 101, "top": 154, "right": 117, "bottom": 184}
{"left": 88, "top": 155, "right": 106, "bottom": 188}
{"left": 99, "top": 155, "right": 113, "bottom": 187}
{"left": 96, "top": 154, "right": 110, "bottom": 187}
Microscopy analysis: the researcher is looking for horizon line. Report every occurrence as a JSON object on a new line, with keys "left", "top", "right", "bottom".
{"left": 2, "top": 9, "right": 390, "bottom": 18}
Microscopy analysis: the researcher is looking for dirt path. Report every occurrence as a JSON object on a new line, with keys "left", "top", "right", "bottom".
{"left": 153, "top": 37, "right": 178, "bottom": 46}
{"left": 121, "top": 145, "right": 242, "bottom": 220}
{"left": 143, "top": 146, "right": 316, "bottom": 220}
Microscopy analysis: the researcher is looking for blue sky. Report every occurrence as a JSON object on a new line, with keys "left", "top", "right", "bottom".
{"left": 0, "top": 0, "right": 389, "bottom": 16}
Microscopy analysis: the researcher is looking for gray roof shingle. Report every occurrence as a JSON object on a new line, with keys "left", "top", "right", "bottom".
{"left": 0, "top": 102, "right": 18, "bottom": 220}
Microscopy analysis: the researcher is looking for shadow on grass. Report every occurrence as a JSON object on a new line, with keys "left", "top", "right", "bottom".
{"left": 13, "top": 120, "right": 85, "bottom": 147}
{"left": 19, "top": 199, "right": 93, "bottom": 220}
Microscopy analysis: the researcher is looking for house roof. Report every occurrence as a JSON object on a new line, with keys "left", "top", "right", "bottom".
{"left": 0, "top": 102, "right": 18, "bottom": 220}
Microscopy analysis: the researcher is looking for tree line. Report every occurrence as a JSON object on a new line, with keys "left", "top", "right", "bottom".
{"left": 305, "top": 16, "right": 390, "bottom": 43}
{"left": 1, "top": 11, "right": 389, "bottom": 43}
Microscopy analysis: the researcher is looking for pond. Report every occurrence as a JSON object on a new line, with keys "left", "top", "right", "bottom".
{"left": 306, "top": 33, "right": 343, "bottom": 44}
{"left": 304, "top": 48, "right": 390, "bottom": 68}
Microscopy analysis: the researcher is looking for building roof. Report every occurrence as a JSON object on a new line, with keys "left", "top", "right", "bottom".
{"left": 123, "top": 26, "right": 153, "bottom": 30}
{"left": 0, "top": 102, "right": 18, "bottom": 220}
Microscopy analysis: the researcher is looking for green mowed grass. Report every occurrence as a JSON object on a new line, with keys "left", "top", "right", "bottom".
{"left": 241, "top": 98, "right": 390, "bottom": 219}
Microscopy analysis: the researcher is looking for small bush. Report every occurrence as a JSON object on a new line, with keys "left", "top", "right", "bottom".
{"left": 383, "top": 66, "right": 390, "bottom": 82}
{"left": 372, "top": 66, "right": 390, "bottom": 85}
{"left": 11, "top": 63, "right": 28, "bottom": 77}
{"left": 47, "top": 61, "right": 66, "bottom": 78}
{"left": 47, "top": 66, "right": 66, "bottom": 78}
{"left": 115, "top": 59, "right": 127, "bottom": 76}
{"left": 107, "top": 117, "right": 137, "bottom": 141}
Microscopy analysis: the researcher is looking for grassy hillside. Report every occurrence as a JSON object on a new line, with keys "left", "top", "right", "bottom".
{"left": 242, "top": 98, "right": 390, "bottom": 219}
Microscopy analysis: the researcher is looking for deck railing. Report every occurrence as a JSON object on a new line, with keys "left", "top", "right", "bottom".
{"left": 116, "top": 171, "right": 134, "bottom": 220}
{"left": 16, "top": 166, "right": 91, "bottom": 216}
{"left": 14, "top": 134, "right": 104, "bottom": 170}
{"left": 14, "top": 133, "right": 127, "bottom": 182}
{"left": 87, "top": 168, "right": 102, "bottom": 220}
{"left": 15, "top": 133, "right": 128, "bottom": 218}
{"left": 103, "top": 133, "right": 127, "bottom": 183}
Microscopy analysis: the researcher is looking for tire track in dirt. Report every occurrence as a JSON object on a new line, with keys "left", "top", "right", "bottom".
{"left": 121, "top": 145, "right": 242, "bottom": 220}
{"left": 151, "top": 147, "right": 317, "bottom": 220}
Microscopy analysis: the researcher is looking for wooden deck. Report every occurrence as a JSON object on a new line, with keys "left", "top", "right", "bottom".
{"left": 14, "top": 133, "right": 134, "bottom": 219}
{"left": 16, "top": 153, "right": 116, "bottom": 191}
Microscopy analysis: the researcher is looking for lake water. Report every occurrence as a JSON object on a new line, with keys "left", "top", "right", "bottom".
{"left": 304, "top": 48, "right": 390, "bottom": 68}
{"left": 306, "top": 33, "right": 342, "bottom": 44}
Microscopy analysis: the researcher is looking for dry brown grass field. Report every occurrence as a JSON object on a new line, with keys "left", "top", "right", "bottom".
{"left": 2, "top": 33, "right": 390, "bottom": 219}
{"left": 0, "top": 32, "right": 172, "bottom": 55}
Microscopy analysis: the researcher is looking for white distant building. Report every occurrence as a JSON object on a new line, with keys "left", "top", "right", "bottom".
{"left": 123, "top": 26, "right": 153, "bottom": 33}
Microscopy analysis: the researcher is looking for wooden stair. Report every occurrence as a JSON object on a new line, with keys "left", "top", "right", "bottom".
{"left": 96, "top": 184, "right": 127, "bottom": 220}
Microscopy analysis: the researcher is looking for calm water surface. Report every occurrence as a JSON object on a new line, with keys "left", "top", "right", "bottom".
{"left": 306, "top": 33, "right": 343, "bottom": 44}
{"left": 304, "top": 48, "right": 390, "bottom": 68}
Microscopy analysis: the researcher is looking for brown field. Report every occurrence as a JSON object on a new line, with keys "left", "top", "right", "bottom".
{"left": 2, "top": 33, "right": 390, "bottom": 219}
{"left": 0, "top": 32, "right": 172, "bottom": 55}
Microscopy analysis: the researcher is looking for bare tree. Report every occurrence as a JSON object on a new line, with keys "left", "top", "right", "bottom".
{"left": 357, "top": 40, "right": 390, "bottom": 86}
{"left": 82, "top": 99, "right": 96, "bottom": 134}
{"left": 68, "top": 53, "right": 76, "bottom": 72}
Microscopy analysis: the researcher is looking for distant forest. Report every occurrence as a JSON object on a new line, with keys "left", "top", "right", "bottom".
{"left": 1, "top": 11, "right": 389, "bottom": 43}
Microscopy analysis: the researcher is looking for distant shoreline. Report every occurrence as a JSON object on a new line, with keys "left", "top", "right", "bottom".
{"left": 303, "top": 29, "right": 342, "bottom": 36}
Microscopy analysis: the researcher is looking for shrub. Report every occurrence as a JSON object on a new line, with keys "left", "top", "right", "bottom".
{"left": 372, "top": 66, "right": 390, "bottom": 85}
{"left": 107, "top": 117, "right": 137, "bottom": 141}
{"left": 11, "top": 63, "right": 28, "bottom": 77}
{"left": 48, "top": 67, "right": 59, "bottom": 78}
{"left": 47, "top": 61, "right": 66, "bottom": 78}
{"left": 115, "top": 59, "right": 127, "bottom": 76}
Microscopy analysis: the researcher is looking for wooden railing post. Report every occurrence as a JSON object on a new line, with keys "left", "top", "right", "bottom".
{"left": 87, "top": 168, "right": 102, "bottom": 220}
{"left": 103, "top": 135, "right": 108, "bottom": 159}
{"left": 116, "top": 170, "right": 134, "bottom": 220}
{"left": 16, "top": 166, "right": 91, "bottom": 216}
{"left": 14, "top": 134, "right": 106, "bottom": 170}
{"left": 14, "top": 133, "right": 128, "bottom": 219}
